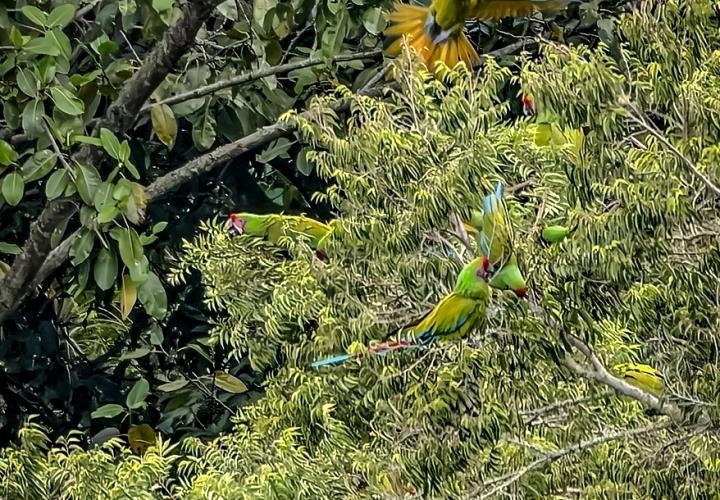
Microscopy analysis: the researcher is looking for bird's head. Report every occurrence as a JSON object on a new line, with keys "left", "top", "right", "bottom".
{"left": 522, "top": 95, "right": 536, "bottom": 116}
{"left": 228, "top": 213, "right": 247, "bottom": 235}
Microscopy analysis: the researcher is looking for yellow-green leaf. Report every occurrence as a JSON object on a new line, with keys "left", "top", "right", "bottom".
{"left": 214, "top": 371, "right": 248, "bottom": 393}
{"left": 120, "top": 273, "right": 137, "bottom": 319}
{"left": 150, "top": 103, "right": 177, "bottom": 148}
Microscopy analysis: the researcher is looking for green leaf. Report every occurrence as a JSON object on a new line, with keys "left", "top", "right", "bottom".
{"left": 91, "top": 404, "right": 124, "bottom": 419}
{"left": 75, "top": 164, "right": 102, "bottom": 205}
{"left": 70, "top": 135, "right": 103, "bottom": 147}
{"left": 93, "top": 246, "right": 118, "bottom": 291}
{"left": 119, "top": 0, "right": 136, "bottom": 16}
{"left": 271, "top": 4, "right": 294, "bottom": 39}
{"left": 50, "top": 86, "right": 85, "bottom": 116}
{"left": 110, "top": 227, "right": 148, "bottom": 283}
{"left": 152, "top": 222, "right": 168, "bottom": 234}
{"left": 45, "top": 169, "right": 69, "bottom": 200}
{"left": 126, "top": 378, "right": 150, "bottom": 409}
{"left": 97, "top": 205, "right": 119, "bottom": 223}
{"left": 16, "top": 68, "right": 39, "bottom": 98}
{"left": 149, "top": 323, "right": 164, "bottom": 345}
{"left": 0, "top": 140, "right": 17, "bottom": 166}
{"left": 137, "top": 272, "right": 167, "bottom": 320}
{"left": 22, "top": 99, "right": 45, "bottom": 138}
{"left": 257, "top": 138, "right": 292, "bottom": 163}
{"left": 150, "top": 104, "right": 177, "bottom": 148}
{"left": 120, "top": 347, "right": 151, "bottom": 360}
{"left": 24, "top": 36, "right": 62, "bottom": 57}
{"left": 0, "top": 242, "right": 21, "bottom": 255}
{"left": 157, "top": 378, "right": 188, "bottom": 392}
{"left": 21, "top": 150, "right": 57, "bottom": 182}
{"left": 2, "top": 172, "right": 24, "bottom": 206}
{"left": 296, "top": 147, "right": 314, "bottom": 176}
{"left": 46, "top": 4, "right": 76, "bottom": 28}
{"left": 100, "top": 128, "right": 122, "bottom": 160}
{"left": 21, "top": 5, "right": 48, "bottom": 27}
{"left": 69, "top": 229, "right": 95, "bottom": 266}
{"left": 8, "top": 26, "right": 22, "bottom": 49}
{"left": 191, "top": 110, "right": 216, "bottom": 151}
{"left": 362, "top": 7, "right": 386, "bottom": 35}
{"left": 214, "top": 371, "right": 248, "bottom": 393}
{"left": 216, "top": 0, "right": 238, "bottom": 20}
{"left": 152, "top": 0, "right": 172, "bottom": 12}
{"left": 93, "top": 181, "right": 114, "bottom": 211}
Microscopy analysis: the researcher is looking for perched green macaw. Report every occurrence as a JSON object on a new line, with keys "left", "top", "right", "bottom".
{"left": 228, "top": 212, "right": 333, "bottom": 259}
{"left": 311, "top": 255, "right": 492, "bottom": 368}
{"left": 463, "top": 182, "right": 528, "bottom": 297}
{"left": 612, "top": 362, "right": 665, "bottom": 397}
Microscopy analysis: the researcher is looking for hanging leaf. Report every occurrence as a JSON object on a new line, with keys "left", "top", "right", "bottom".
{"left": 191, "top": 110, "right": 217, "bottom": 151}
{"left": 128, "top": 423, "right": 157, "bottom": 455}
{"left": 214, "top": 371, "right": 248, "bottom": 393}
{"left": 157, "top": 378, "right": 188, "bottom": 392}
{"left": 93, "top": 246, "right": 118, "bottom": 291}
{"left": 137, "top": 272, "right": 167, "bottom": 320}
{"left": 111, "top": 227, "right": 148, "bottom": 283}
{"left": 150, "top": 103, "right": 177, "bottom": 148}
{"left": 125, "top": 377, "right": 149, "bottom": 409}
{"left": 75, "top": 164, "right": 102, "bottom": 205}
{"left": 100, "top": 128, "right": 122, "bottom": 160}
{"left": 69, "top": 229, "right": 95, "bottom": 266}
{"left": 21, "top": 99, "right": 44, "bottom": 138}
{"left": 91, "top": 404, "right": 125, "bottom": 419}
{"left": 120, "top": 273, "right": 137, "bottom": 319}
{"left": 45, "top": 170, "right": 69, "bottom": 200}
{"left": 50, "top": 86, "right": 85, "bottom": 116}
{"left": 2, "top": 172, "right": 24, "bottom": 206}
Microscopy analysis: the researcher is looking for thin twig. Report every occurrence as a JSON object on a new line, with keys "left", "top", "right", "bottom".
{"left": 471, "top": 421, "right": 672, "bottom": 499}
{"left": 141, "top": 50, "right": 383, "bottom": 113}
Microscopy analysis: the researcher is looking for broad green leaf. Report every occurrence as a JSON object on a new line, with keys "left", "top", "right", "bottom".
{"left": 21, "top": 99, "right": 44, "bottom": 138}
{"left": 150, "top": 104, "right": 177, "bottom": 148}
{"left": 24, "top": 36, "right": 62, "bottom": 56}
{"left": 100, "top": 128, "right": 122, "bottom": 160}
{"left": 16, "top": 68, "right": 39, "bottom": 98}
{"left": 50, "top": 86, "right": 85, "bottom": 116}
{"left": 362, "top": 7, "right": 386, "bottom": 35}
{"left": 93, "top": 247, "right": 118, "bottom": 291}
{"left": 111, "top": 228, "right": 147, "bottom": 283}
{"left": 69, "top": 229, "right": 95, "bottom": 266}
{"left": 149, "top": 323, "right": 164, "bottom": 345}
{"left": 70, "top": 135, "right": 103, "bottom": 147}
{"left": 191, "top": 110, "right": 216, "bottom": 151}
{"left": 0, "top": 140, "right": 17, "bottom": 166}
{"left": 0, "top": 242, "right": 21, "bottom": 255}
{"left": 271, "top": 4, "right": 294, "bottom": 39}
{"left": 120, "top": 347, "right": 151, "bottom": 360}
{"left": 119, "top": 0, "right": 136, "bottom": 16}
{"left": 45, "top": 170, "right": 69, "bottom": 200}
{"left": 216, "top": 0, "right": 238, "bottom": 20}
{"left": 118, "top": 141, "right": 131, "bottom": 163}
{"left": 157, "top": 378, "right": 188, "bottom": 392}
{"left": 296, "top": 147, "right": 314, "bottom": 176}
{"left": 21, "top": 150, "right": 57, "bottom": 182}
{"left": 179, "top": 342, "right": 213, "bottom": 363}
{"left": 9, "top": 26, "right": 23, "bottom": 48}
{"left": 137, "top": 272, "right": 167, "bottom": 320}
{"left": 21, "top": 5, "right": 48, "bottom": 26}
{"left": 75, "top": 164, "right": 102, "bottom": 205}
{"left": 2, "top": 172, "right": 24, "bottom": 206}
{"left": 47, "top": 4, "right": 76, "bottom": 28}
{"left": 97, "top": 205, "right": 119, "bottom": 223}
{"left": 91, "top": 404, "right": 124, "bottom": 419}
{"left": 125, "top": 377, "right": 149, "bottom": 409}
{"left": 214, "top": 371, "right": 248, "bottom": 393}
{"left": 152, "top": 0, "right": 172, "bottom": 12}
{"left": 48, "top": 28, "right": 72, "bottom": 59}
{"left": 120, "top": 273, "right": 137, "bottom": 320}
{"left": 257, "top": 137, "right": 292, "bottom": 163}
{"left": 93, "top": 181, "right": 114, "bottom": 211}
{"left": 152, "top": 222, "right": 168, "bottom": 234}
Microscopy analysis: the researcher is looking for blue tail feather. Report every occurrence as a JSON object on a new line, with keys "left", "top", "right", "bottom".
{"left": 310, "top": 353, "right": 353, "bottom": 368}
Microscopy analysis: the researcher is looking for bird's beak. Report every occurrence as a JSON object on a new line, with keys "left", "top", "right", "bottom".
{"left": 424, "top": 14, "right": 454, "bottom": 45}
{"left": 228, "top": 215, "right": 246, "bottom": 235}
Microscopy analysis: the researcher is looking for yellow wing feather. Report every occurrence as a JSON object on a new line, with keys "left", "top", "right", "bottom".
{"left": 407, "top": 292, "right": 487, "bottom": 343}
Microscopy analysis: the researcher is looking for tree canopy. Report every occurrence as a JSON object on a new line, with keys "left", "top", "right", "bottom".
{"left": 2, "top": 0, "right": 720, "bottom": 498}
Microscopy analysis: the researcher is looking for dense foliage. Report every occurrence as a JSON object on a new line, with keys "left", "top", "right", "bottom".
{"left": 3, "top": 0, "right": 720, "bottom": 498}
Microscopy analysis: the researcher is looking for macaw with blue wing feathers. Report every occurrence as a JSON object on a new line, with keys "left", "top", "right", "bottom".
{"left": 311, "top": 256, "right": 492, "bottom": 368}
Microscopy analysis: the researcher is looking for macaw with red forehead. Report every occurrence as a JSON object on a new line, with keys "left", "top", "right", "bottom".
{"left": 228, "top": 212, "right": 333, "bottom": 260}
{"left": 311, "top": 255, "right": 492, "bottom": 368}
{"left": 463, "top": 181, "right": 528, "bottom": 297}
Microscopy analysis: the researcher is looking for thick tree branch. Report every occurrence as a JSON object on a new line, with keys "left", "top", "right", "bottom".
{"left": 0, "top": 0, "right": 223, "bottom": 326}
{"left": 141, "top": 50, "right": 383, "bottom": 113}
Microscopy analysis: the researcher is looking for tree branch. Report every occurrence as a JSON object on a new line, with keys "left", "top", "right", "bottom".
{"left": 472, "top": 421, "right": 672, "bottom": 498}
{"left": 562, "top": 334, "right": 685, "bottom": 422}
{"left": 140, "top": 50, "right": 383, "bottom": 113}
{"left": 0, "top": 0, "right": 224, "bottom": 326}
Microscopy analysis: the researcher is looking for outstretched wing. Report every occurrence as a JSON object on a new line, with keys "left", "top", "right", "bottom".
{"left": 481, "top": 181, "right": 514, "bottom": 268}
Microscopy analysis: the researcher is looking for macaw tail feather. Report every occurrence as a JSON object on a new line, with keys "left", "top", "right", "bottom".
{"left": 384, "top": 3, "right": 479, "bottom": 73}
{"left": 310, "top": 353, "right": 354, "bottom": 368}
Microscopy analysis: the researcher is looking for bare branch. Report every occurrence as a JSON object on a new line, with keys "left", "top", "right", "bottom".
{"left": 141, "top": 50, "right": 383, "bottom": 113}
{"left": 472, "top": 421, "right": 672, "bottom": 498}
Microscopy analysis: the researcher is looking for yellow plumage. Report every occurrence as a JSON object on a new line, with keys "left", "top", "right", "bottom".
{"left": 613, "top": 363, "right": 665, "bottom": 397}
{"left": 384, "top": 0, "right": 564, "bottom": 71}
